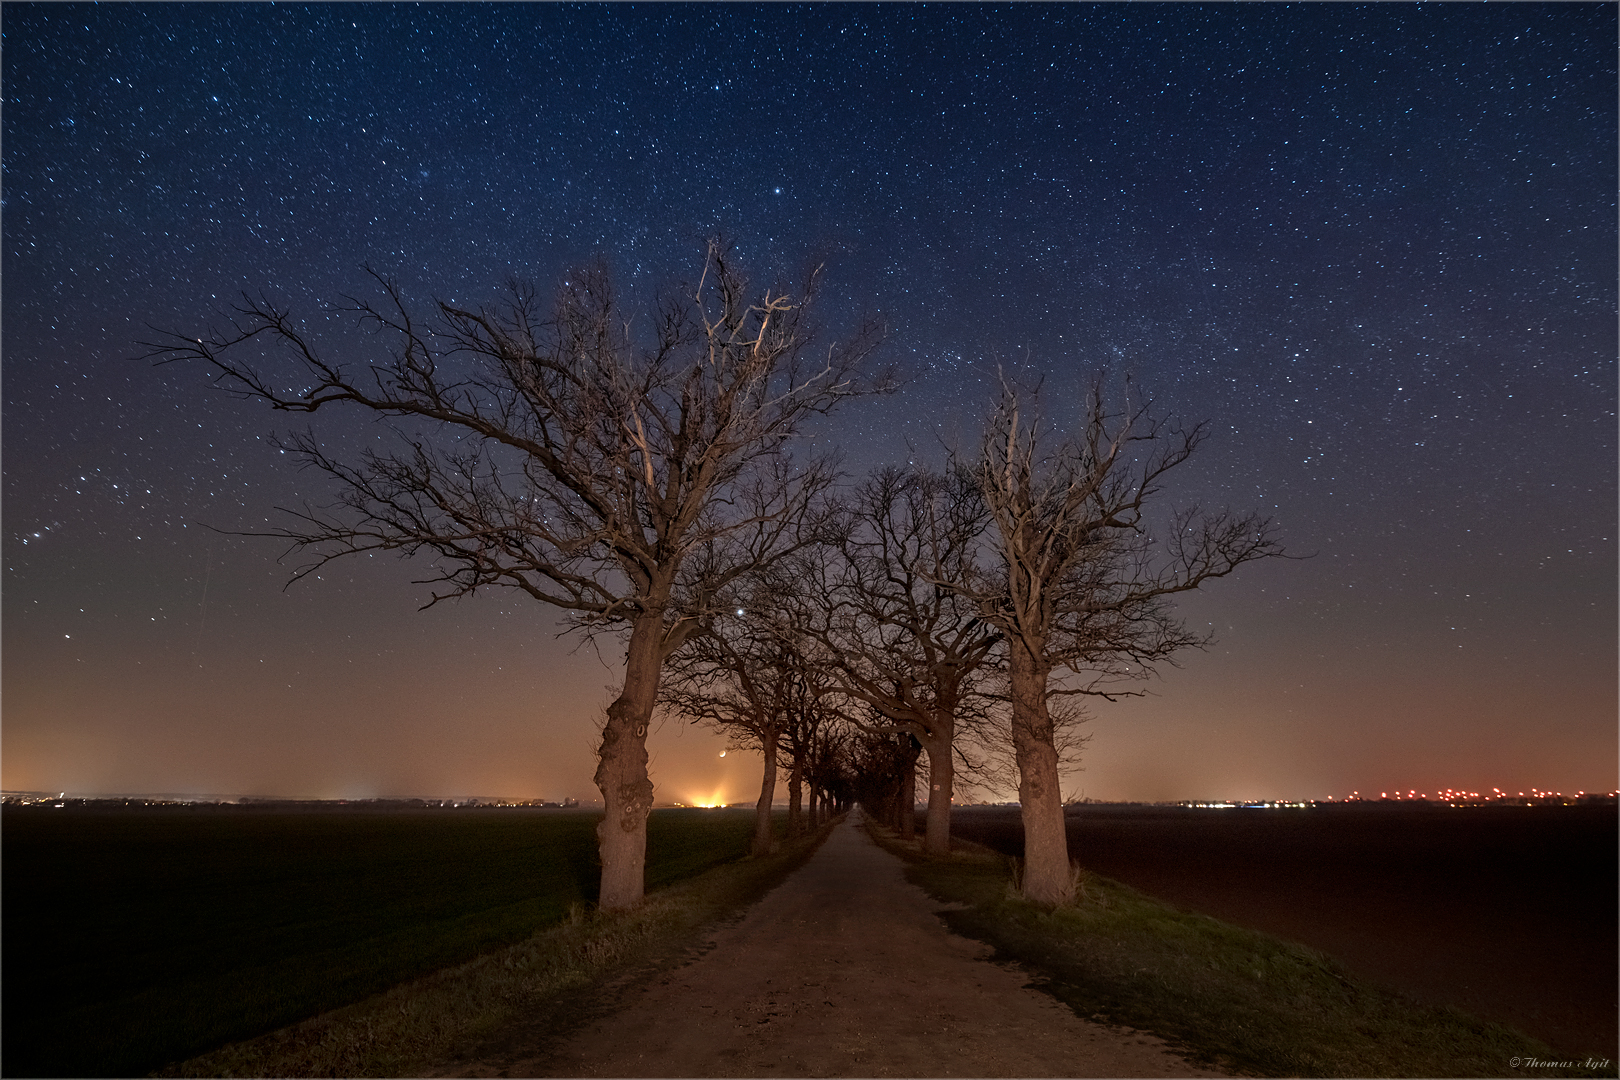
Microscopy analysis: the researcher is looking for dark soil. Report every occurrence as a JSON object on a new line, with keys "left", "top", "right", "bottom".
{"left": 949, "top": 803, "right": 1618, "bottom": 1061}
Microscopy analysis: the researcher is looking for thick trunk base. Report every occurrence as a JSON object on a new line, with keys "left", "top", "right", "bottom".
{"left": 594, "top": 702, "right": 654, "bottom": 911}
{"left": 898, "top": 740, "right": 919, "bottom": 841}
{"left": 1017, "top": 788, "right": 1072, "bottom": 905}
{"left": 922, "top": 738, "right": 954, "bottom": 856}
{"left": 787, "top": 765, "right": 803, "bottom": 839}
{"left": 1010, "top": 644, "right": 1074, "bottom": 905}
{"left": 753, "top": 733, "right": 778, "bottom": 856}
{"left": 593, "top": 616, "right": 661, "bottom": 912}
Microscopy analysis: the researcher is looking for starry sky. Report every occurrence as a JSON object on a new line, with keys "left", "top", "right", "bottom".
{"left": 4, "top": 3, "right": 1615, "bottom": 805}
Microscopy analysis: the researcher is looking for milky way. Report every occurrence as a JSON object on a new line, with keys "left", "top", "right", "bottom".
{"left": 4, "top": 5, "right": 1614, "bottom": 802}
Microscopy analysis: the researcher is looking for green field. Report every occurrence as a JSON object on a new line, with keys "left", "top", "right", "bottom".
{"left": 2, "top": 805, "right": 770, "bottom": 1078}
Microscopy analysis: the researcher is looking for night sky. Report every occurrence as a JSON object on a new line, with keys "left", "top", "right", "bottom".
{"left": 4, "top": 4, "right": 1614, "bottom": 805}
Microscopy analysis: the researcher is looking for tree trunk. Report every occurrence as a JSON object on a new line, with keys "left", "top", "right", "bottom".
{"left": 786, "top": 755, "right": 804, "bottom": 838}
{"left": 593, "top": 612, "right": 662, "bottom": 911}
{"left": 1008, "top": 637, "right": 1073, "bottom": 905}
{"left": 898, "top": 736, "right": 920, "bottom": 840}
{"left": 921, "top": 728, "right": 954, "bottom": 855}
{"left": 753, "top": 728, "right": 778, "bottom": 856}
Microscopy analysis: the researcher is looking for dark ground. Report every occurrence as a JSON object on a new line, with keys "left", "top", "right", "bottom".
{"left": 949, "top": 803, "right": 1618, "bottom": 1061}
{"left": 0, "top": 804, "right": 754, "bottom": 1078}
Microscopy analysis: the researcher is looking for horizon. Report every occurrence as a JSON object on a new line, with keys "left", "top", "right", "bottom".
{"left": 9, "top": 782, "right": 1615, "bottom": 809}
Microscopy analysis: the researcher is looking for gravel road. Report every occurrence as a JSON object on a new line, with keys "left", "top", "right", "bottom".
{"left": 444, "top": 809, "right": 1225, "bottom": 1078}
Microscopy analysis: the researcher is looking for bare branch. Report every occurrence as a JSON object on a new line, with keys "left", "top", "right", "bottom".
{"left": 145, "top": 243, "right": 887, "bottom": 909}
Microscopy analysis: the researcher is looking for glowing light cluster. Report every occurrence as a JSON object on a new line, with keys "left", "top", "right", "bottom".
{"left": 1170, "top": 788, "right": 1620, "bottom": 810}
{"left": 676, "top": 788, "right": 730, "bottom": 809}
{"left": 1337, "top": 787, "right": 1617, "bottom": 806}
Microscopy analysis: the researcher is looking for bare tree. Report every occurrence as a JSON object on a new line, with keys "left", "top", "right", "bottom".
{"left": 801, "top": 714, "right": 854, "bottom": 826}
{"left": 145, "top": 244, "right": 883, "bottom": 909}
{"left": 849, "top": 728, "right": 922, "bottom": 831}
{"left": 799, "top": 467, "right": 1000, "bottom": 854}
{"left": 955, "top": 376, "right": 1283, "bottom": 904}
{"left": 660, "top": 598, "right": 826, "bottom": 856}
{"left": 777, "top": 663, "right": 832, "bottom": 838}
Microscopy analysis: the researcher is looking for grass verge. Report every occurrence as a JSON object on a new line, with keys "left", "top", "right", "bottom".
{"left": 156, "top": 819, "right": 837, "bottom": 1078}
{"left": 868, "top": 822, "right": 1614, "bottom": 1079}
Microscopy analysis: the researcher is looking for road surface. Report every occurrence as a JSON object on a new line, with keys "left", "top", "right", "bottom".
{"left": 440, "top": 810, "right": 1224, "bottom": 1078}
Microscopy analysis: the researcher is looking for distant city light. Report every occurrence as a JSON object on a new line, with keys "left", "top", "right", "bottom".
{"left": 1154, "top": 786, "right": 1619, "bottom": 811}
{"left": 1329, "top": 786, "right": 1610, "bottom": 807}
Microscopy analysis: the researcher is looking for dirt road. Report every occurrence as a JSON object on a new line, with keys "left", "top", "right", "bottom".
{"left": 445, "top": 810, "right": 1224, "bottom": 1078}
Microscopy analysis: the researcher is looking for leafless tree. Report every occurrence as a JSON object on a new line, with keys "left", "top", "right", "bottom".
{"left": 659, "top": 597, "right": 828, "bottom": 856}
{"left": 144, "top": 243, "right": 883, "bottom": 909}
{"left": 801, "top": 715, "right": 854, "bottom": 825}
{"left": 777, "top": 666, "right": 833, "bottom": 838}
{"left": 850, "top": 728, "right": 923, "bottom": 831}
{"left": 954, "top": 375, "right": 1283, "bottom": 904}
{"left": 796, "top": 467, "right": 1000, "bottom": 854}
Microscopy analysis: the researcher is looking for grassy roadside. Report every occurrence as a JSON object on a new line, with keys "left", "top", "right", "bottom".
{"left": 157, "top": 819, "right": 837, "bottom": 1078}
{"left": 868, "top": 823, "right": 1614, "bottom": 1079}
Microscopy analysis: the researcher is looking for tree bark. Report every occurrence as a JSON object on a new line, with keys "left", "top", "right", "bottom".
{"left": 786, "top": 755, "right": 804, "bottom": 838}
{"left": 897, "top": 737, "right": 920, "bottom": 840}
{"left": 594, "top": 613, "right": 662, "bottom": 911}
{"left": 920, "top": 731, "right": 955, "bottom": 855}
{"left": 753, "top": 728, "right": 779, "bottom": 856}
{"left": 1008, "top": 637, "right": 1074, "bottom": 904}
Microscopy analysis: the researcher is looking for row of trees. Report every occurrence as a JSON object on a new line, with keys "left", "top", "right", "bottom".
{"left": 150, "top": 245, "right": 1280, "bottom": 908}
